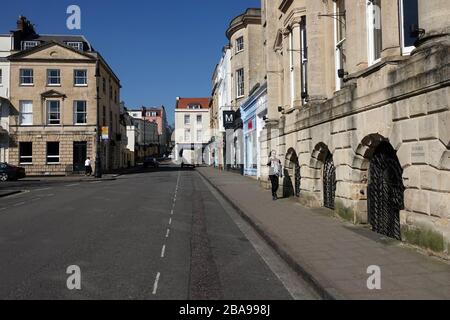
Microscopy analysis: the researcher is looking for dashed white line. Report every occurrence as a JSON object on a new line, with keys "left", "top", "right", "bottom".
{"left": 161, "top": 245, "right": 166, "bottom": 258}
{"left": 166, "top": 229, "right": 170, "bottom": 238}
{"left": 0, "top": 207, "right": 7, "bottom": 211}
{"left": 152, "top": 272, "right": 161, "bottom": 295}
{"left": 31, "top": 197, "right": 41, "bottom": 202}
{"left": 13, "top": 202, "right": 25, "bottom": 207}
{"left": 90, "top": 181, "right": 102, "bottom": 184}
{"left": 65, "top": 183, "right": 80, "bottom": 187}
{"left": 170, "top": 209, "right": 174, "bottom": 215}
{"left": 35, "top": 187, "right": 51, "bottom": 192}
{"left": 169, "top": 218, "right": 172, "bottom": 225}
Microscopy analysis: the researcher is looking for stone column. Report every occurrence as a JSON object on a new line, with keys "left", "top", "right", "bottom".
{"left": 306, "top": 0, "right": 327, "bottom": 101}
{"left": 381, "top": 0, "right": 401, "bottom": 58}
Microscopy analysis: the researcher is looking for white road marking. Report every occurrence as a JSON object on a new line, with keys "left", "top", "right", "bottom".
{"left": 45, "top": 194, "right": 55, "bottom": 197}
{"left": 90, "top": 181, "right": 102, "bottom": 184}
{"left": 169, "top": 218, "right": 172, "bottom": 225}
{"left": 161, "top": 245, "right": 166, "bottom": 258}
{"left": 170, "top": 209, "right": 174, "bottom": 215}
{"left": 152, "top": 272, "right": 161, "bottom": 295}
{"left": 65, "top": 183, "right": 80, "bottom": 187}
{"left": 166, "top": 229, "right": 170, "bottom": 238}
{"left": 35, "top": 187, "right": 51, "bottom": 192}
{"left": 31, "top": 198, "right": 41, "bottom": 202}
{"left": 0, "top": 207, "right": 7, "bottom": 211}
{"left": 13, "top": 202, "right": 26, "bottom": 207}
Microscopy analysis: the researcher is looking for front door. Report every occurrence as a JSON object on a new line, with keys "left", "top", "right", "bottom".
{"left": 73, "top": 142, "right": 87, "bottom": 173}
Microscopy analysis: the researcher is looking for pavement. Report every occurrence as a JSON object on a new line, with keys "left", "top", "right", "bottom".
{"left": 0, "top": 164, "right": 316, "bottom": 300}
{"left": 197, "top": 166, "right": 450, "bottom": 300}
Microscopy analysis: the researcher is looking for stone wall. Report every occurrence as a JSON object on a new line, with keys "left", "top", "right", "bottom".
{"left": 260, "top": 42, "right": 450, "bottom": 257}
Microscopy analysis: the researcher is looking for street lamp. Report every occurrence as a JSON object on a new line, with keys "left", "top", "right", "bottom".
{"left": 95, "top": 59, "right": 102, "bottom": 178}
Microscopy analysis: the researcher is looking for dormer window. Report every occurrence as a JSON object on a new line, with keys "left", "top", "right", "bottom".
{"left": 188, "top": 104, "right": 201, "bottom": 110}
{"left": 66, "top": 42, "right": 83, "bottom": 51}
{"left": 21, "top": 41, "right": 39, "bottom": 51}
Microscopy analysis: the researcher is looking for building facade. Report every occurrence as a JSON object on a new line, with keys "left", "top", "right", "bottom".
{"left": 0, "top": 34, "right": 12, "bottom": 163}
{"left": 174, "top": 97, "right": 211, "bottom": 166}
{"left": 210, "top": 45, "right": 232, "bottom": 169}
{"left": 241, "top": 83, "right": 267, "bottom": 179}
{"left": 141, "top": 106, "right": 170, "bottom": 156}
{"left": 6, "top": 16, "right": 122, "bottom": 175}
{"left": 127, "top": 108, "right": 159, "bottom": 162}
{"left": 226, "top": 8, "right": 264, "bottom": 172}
{"left": 259, "top": 0, "right": 450, "bottom": 257}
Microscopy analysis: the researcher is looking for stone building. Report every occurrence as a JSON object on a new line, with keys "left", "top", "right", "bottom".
{"left": 260, "top": 0, "right": 450, "bottom": 256}
{"left": 0, "top": 34, "right": 12, "bottom": 163}
{"left": 210, "top": 45, "right": 232, "bottom": 169}
{"left": 6, "top": 16, "right": 122, "bottom": 175}
{"left": 225, "top": 8, "right": 264, "bottom": 171}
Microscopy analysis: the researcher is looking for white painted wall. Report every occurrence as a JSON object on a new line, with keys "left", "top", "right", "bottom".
{"left": 0, "top": 35, "right": 12, "bottom": 163}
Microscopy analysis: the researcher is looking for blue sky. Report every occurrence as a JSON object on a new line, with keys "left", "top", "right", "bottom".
{"left": 0, "top": 0, "right": 261, "bottom": 125}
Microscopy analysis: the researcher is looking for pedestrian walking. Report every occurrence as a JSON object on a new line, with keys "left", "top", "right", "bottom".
{"left": 267, "top": 151, "right": 282, "bottom": 201}
{"left": 85, "top": 157, "right": 92, "bottom": 176}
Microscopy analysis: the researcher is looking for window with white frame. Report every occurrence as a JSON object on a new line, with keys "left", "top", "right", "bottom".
{"left": 47, "top": 69, "right": 61, "bottom": 86}
{"left": 74, "top": 101, "right": 87, "bottom": 124}
{"left": 74, "top": 69, "right": 87, "bottom": 86}
{"left": 20, "top": 69, "right": 33, "bottom": 85}
{"left": 184, "top": 114, "right": 190, "bottom": 125}
{"left": 334, "top": 0, "right": 347, "bottom": 91}
{"left": 66, "top": 41, "right": 83, "bottom": 51}
{"left": 399, "top": 0, "right": 418, "bottom": 55}
{"left": 47, "top": 100, "right": 61, "bottom": 125}
{"left": 197, "top": 129, "right": 202, "bottom": 142}
{"left": 19, "top": 100, "right": 33, "bottom": 125}
{"left": 46, "top": 142, "right": 60, "bottom": 164}
{"left": 300, "top": 17, "right": 308, "bottom": 100}
{"left": 21, "top": 41, "right": 39, "bottom": 51}
{"left": 236, "top": 68, "right": 245, "bottom": 98}
{"left": 19, "top": 142, "right": 32, "bottom": 164}
{"left": 184, "top": 129, "right": 191, "bottom": 141}
{"left": 367, "top": 0, "right": 382, "bottom": 65}
{"left": 236, "top": 36, "right": 244, "bottom": 53}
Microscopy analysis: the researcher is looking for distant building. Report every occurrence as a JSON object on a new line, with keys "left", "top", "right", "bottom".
{"left": 128, "top": 108, "right": 159, "bottom": 162}
{"left": 141, "top": 106, "right": 170, "bottom": 156}
{"left": 174, "top": 97, "right": 211, "bottom": 165}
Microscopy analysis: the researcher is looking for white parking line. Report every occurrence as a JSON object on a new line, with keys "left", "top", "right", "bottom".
{"left": 161, "top": 245, "right": 166, "bottom": 258}
{"left": 152, "top": 272, "right": 161, "bottom": 295}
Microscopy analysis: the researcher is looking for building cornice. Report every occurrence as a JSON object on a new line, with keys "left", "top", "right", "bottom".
{"left": 226, "top": 8, "right": 262, "bottom": 40}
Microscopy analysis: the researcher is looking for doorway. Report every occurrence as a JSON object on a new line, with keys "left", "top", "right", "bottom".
{"left": 73, "top": 142, "right": 87, "bottom": 173}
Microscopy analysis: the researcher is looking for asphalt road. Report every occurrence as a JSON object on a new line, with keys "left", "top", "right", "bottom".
{"left": 0, "top": 165, "right": 317, "bottom": 300}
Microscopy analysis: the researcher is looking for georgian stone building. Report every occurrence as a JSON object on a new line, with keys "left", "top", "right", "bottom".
{"left": 7, "top": 16, "right": 122, "bottom": 175}
{"left": 260, "top": 0, "right": 450, "bottom": 256}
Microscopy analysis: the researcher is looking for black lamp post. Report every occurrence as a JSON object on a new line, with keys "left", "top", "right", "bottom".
{"left": 95, "top": 59, "right": 102, "bottom": 178}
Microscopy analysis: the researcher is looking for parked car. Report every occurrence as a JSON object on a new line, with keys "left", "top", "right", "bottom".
{"left": 143, "top": 157, "right": 159, "bottom": 169}
{"left": 0, "top": 163, "right": 26, "bottom": 182}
